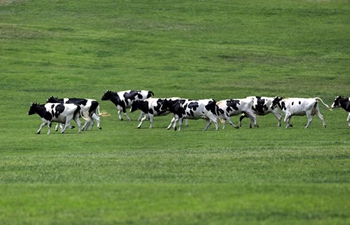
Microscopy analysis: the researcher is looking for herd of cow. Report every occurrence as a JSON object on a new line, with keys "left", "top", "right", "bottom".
{"left": 28, "top": 90, "right": 350, "bottom": 134}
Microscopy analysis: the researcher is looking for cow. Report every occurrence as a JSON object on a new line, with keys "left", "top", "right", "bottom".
{"left": 101, "top": 90, "right": 154, "bottom": 121}
{"left": 270, "top": 97, "right": 331, "bottom": 128}
{"left": 239, "top": 96, "right": 283, "bottom": 127}
{"left": 331, "top": 96, "right": 350, "bottom": 128}
{"left": 161, "top": 99, "right": 219, "bottom": 131}
{"left": 28, "top": 103, "right": 82, "bottom": 134}
{"left": 130, "top": 97, "right": 188, "bottom": 129}
{"left": 130, "top": 98, "right": 171, "bottom": 129}
{"left": 46, "top": 96, "right": 101, "bottom": 131}
{"left": 216, "top": 97, "right": 258, "bottom": 129}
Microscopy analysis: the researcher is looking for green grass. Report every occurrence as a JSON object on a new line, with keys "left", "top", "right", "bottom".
{"left": 1, "top": 0, "right": 350, "bottom": 224}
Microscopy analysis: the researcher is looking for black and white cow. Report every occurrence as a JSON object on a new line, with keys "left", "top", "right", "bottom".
{"left": 270, "top": 97, "right": 331, "bottom": 128}
{"left": 130, "top": 97, "right": 188, "bottom": 129}
{"left": 216, "top": 97, "right": 258, "bottom": 129}
{"left": 28, "top": 103, "right": 81, "bottom": 134}
{"left": 239, "top": 96, "right": 283, "bottom": 127}
{"left": 47, "top": 96, "right": 101, "bottom": 131}
{"left": 101, "top": 90, "right": 154, "bottom": 121}
{"left": 130, "top": 98, "right": 171, "bottom": 129}
{"left": 161, "top": 99, "right": 219, "bottom": 131}
{"left": 331, "top": 96, "right": 350, "bottom": 128}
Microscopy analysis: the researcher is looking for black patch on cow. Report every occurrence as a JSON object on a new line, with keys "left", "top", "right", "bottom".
{"left": 54, "top": 104, "right": 65, "bottom": 118}
{"left": 89, "top": 101, "right": 99, "bottom": 115}
{"left": 46, "top": 96, "right": 63, "bottom": 103}
{"left": 137, "top": 93, "right": 143, "bottom": 99}
{"left": 131, "top": 100, "right": 149, "bottom": 113}
{"left": 254, "top": 97, "right": 266, "bottom": 114}
{"left": 227, "top": 100, "right": 239, "bottom": 111}
{"left": 147, "top": 91, "right": 154, "bottom": 98}
{"left": 205, "top": 100, "right": 218, "bottom": 115}
{"left": 299, "top": 101, "right": 301, "bottom": 105}
{"left": 292, "top": 102, "right": 294, "bottom": 106}
{"left": 188, "top": 102, "right": 199, "bottom": 111}
{"left": 124, "top": 91, "right": 138, "bottom": 101}
{"left": 343, "top": 100, "right": 350, "bottom": 112}
{"left": 44, "top": 111, "right": 53, "bottom": 121}
{"left": 281, "top": 102, "right": 286, "bottom": 110}
{"left": 66, "top": 98, "right": 88, "bottom": 106}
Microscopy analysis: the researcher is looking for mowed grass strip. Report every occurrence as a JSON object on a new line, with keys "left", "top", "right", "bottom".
{"left": 1, "top": 183, "right": 349, "bottom": 225}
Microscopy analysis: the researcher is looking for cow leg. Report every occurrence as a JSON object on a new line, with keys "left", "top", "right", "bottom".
{"left": 204, "top": 115, "right": 218, "bottom": 131}
{"left": 137, "top": 114, "right": 148, "bottom": 129}
{"left": 314, "top": 109, "right": 326, "bottom": 128}
{"left": 55, "top": 123, "right": 59, "bottom": 131}
{"left": 168, "top": 115, "right": 179, "bottom": 131}
{"left": 89, "top": 118, "right": 94, "bottom": 130}
{"left": 225, "top": 115, "right": 239, "bottom": 129}
{"left": 167, "top": 117, "right": 175, "bottom": 130}
{"left": 91, "top": 113, "right": 101, "bottom": 129}
{"left": 214, "top": 120, "right": 219, "bottom": 131}
{"left": 347, "top": 112, "right": 350, "bottom": 128}
{"left": 71, "top": 115, "right": 81, "bottom": 133}
{"left": 47, "top": 122, "right": 53, "bottom": 134}
{"left": 273, "top": 111, "right": 283, "bottom": 127}
{"left": 178, "top": 118, "right": 184, "bottom": 131}
{"left": 220, "top": 117, "right": 227, "bottom": 129}
{"left": 117, "top": 110, "right": 123, "bottom": 121}
{"left": 148, "top": 114, "right": 154, "bottom": 129}
{"left": 246, "top": 113, "right": 258, "bottom": 128}
{"left": 137, "top": 111, "right": 144, "bottom": 121}
{"left": 36, "top": 122, "right": 47, "bottom": 134}
{"left": 204, "top": 119, "right": 211, "bottom": 131}
{"left": 305, "top": 111, "right": 313, "bottom": 128}
{"left": 239, "top": 113, "right": 246, "bottom": 127}
{"left": 284, "top": 114, "right": 293, "bottom": 128}
{"left": 123, "top": 112, "right": 131, "bottom": 121}
{"left": 60, "top": 121, "right": 69, "bottom": 133}
{"left": 81, "top": 116, "right": 91, "bottom": 131}
{"left": 252, "top": 115, "right": 258, "bottom": 128}
{"left": 76, "top": 117, "right": 82, "bottom": 133}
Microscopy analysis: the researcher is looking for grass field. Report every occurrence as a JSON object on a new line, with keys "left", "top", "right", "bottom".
{"left": 1, "top": 0, "right": 350, "bottom": 224}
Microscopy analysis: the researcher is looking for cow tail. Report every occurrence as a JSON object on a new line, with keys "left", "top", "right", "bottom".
{"left": 315, "top": 97, "right": 332, "bottom": 111}
{"left": 78, "top": 106, "right": 90, "bottom": 121}
{"left": 96, "top": 105, "right": 102, "bottom": 116}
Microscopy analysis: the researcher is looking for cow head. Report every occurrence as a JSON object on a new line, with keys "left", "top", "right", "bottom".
{"left": 161, "top": 99, "right": 181, "bottom": 112}
{"left": 101, "top": 90, "right": 113, "bottom": 100}
{"left": 28, "top": 103, "right": 39, "bottom": 115}
{"left": 331, "top": 96, "right": 343, "bottom": 109}
{"left": 130, "top": 100, "right": 140, "bottom": 112}
{"left": 46, "top": 96, "right": 59, "bottom": 103}
{"left": 255, "top": 98, "right": 267, "bottom": 114}
{"left": 271, "top": 96, "right": 283, "bottom": 110}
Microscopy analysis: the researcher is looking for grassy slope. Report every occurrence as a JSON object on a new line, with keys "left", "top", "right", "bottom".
{"left": 1, "top": 0, "right": 350, "bottom": 224}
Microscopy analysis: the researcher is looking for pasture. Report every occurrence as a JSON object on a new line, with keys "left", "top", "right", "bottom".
{"left": 1, "top": 0, "right": 350, "bottom": 224}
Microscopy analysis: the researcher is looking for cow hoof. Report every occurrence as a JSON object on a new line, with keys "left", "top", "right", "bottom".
{"left": 36, "top": 132, "right": 41, "bottom": 134}
{"left": 98, "top": 127, "right": 102, "bottom": 130}
{"left": 137, "top": 126, "right": 141, "bottom": 129}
